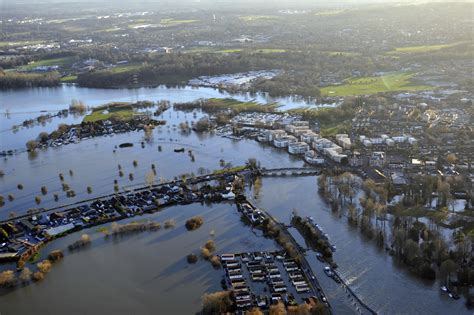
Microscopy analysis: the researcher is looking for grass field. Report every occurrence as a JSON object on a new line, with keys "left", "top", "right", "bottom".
{"left": 107, "top": 63, "right": 143, "bottom": 74}
{"left": 389, "top": 43, "right": 459, "bottom": 54}
{"left": 321, "top": 72, "right": 430, "bottom": 96}
{"left": 18, "top": 57, "right": 74, "bottom": 71}
{"left": 254, "top": 49, "right": 287, "bottom": 54}
{"left": 215, "top": 49, "right": 243, "bottom": 54}
{"left": 60, "top": 75, "right": 78, "bottom": 83}
{"left": 320, "top": 122, "right": 351, "bottom": 137}
{"left": 205, "top": 98, "right": 279, "bottom": 112}
{"left": 83, "top": 104, "right": 136, "bottom": 122}
{"left": 160, "top": 18, "right": 199, "bottom": 26}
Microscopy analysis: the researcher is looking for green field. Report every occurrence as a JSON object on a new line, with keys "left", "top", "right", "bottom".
{"left": 205, "top": 98, "right": 279, "bottom": 112}
{"left": 83, "top": 105, "right": 136, "bottom": 122}
{"left": 108, "top": 63, "right": 143, "bottom": 74}
{"left": 60, "top": 75, "right": 78, "bottom": 83}
{"left": 160, "top": 18, "right": 199, "bottom": 26}
{"left": 390, "top": 43, "right": 457, "bottom": 54}
{"left": 254, "top": 49, "right": 287, "bottom": 54}
{"left": 320, "top": 122, "right": 350, "bottom": 137}
{"left": 321, "top": 72, "right": 430, "bottom": 96}
{"left": 18, "top": 57, "right": 74, "bottom": 71}
{"left": 215, "top": 49, "right": 243, "bottom": 54}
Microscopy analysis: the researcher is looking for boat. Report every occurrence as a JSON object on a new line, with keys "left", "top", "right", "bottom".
{"left": 324, "top": 266, "right": 334, "bottom": 277}
{"left": 174, "top": 148, "right": 185, "bottom": 153}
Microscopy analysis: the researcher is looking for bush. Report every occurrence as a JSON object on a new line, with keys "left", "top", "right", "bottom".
{"left": 204, "top": 240, "right": 216, "bottom": 252}
{"left": 26, "top": 140, "right": 38, "bottom": 151}
{"left": 202, "top": 291, "right": 233, "bottom": 315}
{"left": 187, "top": 253, "right": 198, "bottom": 264}
{"left": 185, "top": 216, "right": 204, "bottom": 231}
{"left": 68, "top": 234, "right": 91, "bottom": 251}
{"left": 38, "top": 132, "right": 49, "bottom": 142}
{"left": 0, "top": 270, "right": 16, "bottom": 287}
{"left": 269, "top": 301, "right": 286, "bottom": 315}
{"left": 201, "top": 247, "right": 212, "bottom": 259}
{"left": 37, "top": 260, "right": 52, "bottom": 273}
{"left": 164, "top": 219, "right": 176, "bottom": 229}
{"left": 48, "top": 250, "right": 64, "bottom": 262}
{"left": 19, "top": 267, "right": 32, "bottom": 283}
{"left": 210, "top": 256, "right": 221, "bottom": 269}
{"left": 32, "top": 271, "right": 45, "bottom": 282}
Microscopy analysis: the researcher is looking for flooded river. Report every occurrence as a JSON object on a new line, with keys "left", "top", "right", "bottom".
{"left": 0, "top": 203, "right": 277, "bottom": 314}
{"left": 250, "top": 176, "right": 471, "bottom": 315}
{"left": 0, "top": 84, "right": 339, "bottom": 150}
{"left": 0, "top": 86, "right": 470, "bottom": 314}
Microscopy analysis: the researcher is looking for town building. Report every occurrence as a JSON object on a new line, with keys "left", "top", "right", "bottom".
{"left": 288, "top": 142, "right": 309, "bottom": 155}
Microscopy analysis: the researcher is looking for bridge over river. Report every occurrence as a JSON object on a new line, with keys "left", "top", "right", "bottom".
{"left": 260, "top": 167, "right": 321, "bottom": 177}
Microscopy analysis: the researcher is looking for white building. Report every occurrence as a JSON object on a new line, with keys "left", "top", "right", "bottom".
{"left": 392, "top": 136, "right": 406, "bottom": 143}
{"left": 305, "top": 150, "right": 325, "bottom": 165}
{"left": 408, "top": 137, "right": 418, "bottom": 145}
{"left": 264, "top": 129, "right": 286, "bottom": 142}
{"left": 288, "top": 142, "right": 309, "bottom": 155}
{"left": 313, "top": 138, "right": 334, "bottom": 151}
{"left": 274, "top": 135, "right": 297, "bottom": 148}
{"left": 336, "top": 134, "right": 352, "bottom": 149}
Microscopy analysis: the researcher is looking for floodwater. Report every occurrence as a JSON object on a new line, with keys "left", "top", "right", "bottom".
{"left": 0, "top": 86, "right": 470, "bottom": 314}
{"left": 250, "top": 176, "right": 471, "bottom": 315}
{"left": 0, "top": 84, "right": 342, "bottom": 150}
{"left": 0, "top": 203, "right": 277, "bottom": 314}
